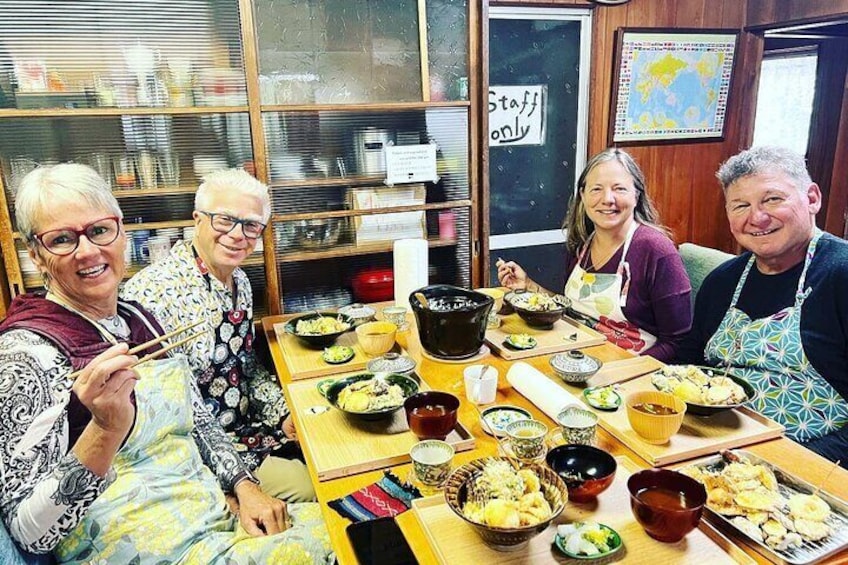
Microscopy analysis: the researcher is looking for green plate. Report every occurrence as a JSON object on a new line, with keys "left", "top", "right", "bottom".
{"left": 554, "top": 523, "right": 622, "bottom": 560}
{"left": 316, "top": 379, "right": 335, "bottom": 398}
{"left": 583, "top": 386, "right": 622, "bottom": 411}
{"left": 503, "top": 333, "right": 537, "bottom": 350}
{"left": 322, "top": 345, "right": 354, "bottom": 365}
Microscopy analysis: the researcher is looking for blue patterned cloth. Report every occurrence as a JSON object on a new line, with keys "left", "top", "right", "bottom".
{"left": 328, "top": 471, "right": 421, "bottom": 523}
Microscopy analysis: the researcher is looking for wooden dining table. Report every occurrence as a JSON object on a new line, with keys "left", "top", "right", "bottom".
{"left": 262, "top": 309, "right": 848, "bottom": 565}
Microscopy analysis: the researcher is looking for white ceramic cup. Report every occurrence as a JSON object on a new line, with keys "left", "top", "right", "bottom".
{"left": 463, "top": 364, "right": 498, "bottom": 405}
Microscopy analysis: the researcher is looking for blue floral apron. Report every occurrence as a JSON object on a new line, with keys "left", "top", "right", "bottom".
{"left": 704, "top": 231, "right": 848, "bottom": 442}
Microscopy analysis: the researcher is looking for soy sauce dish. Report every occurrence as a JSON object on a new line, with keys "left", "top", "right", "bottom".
{"left": 554, "top": 522, "right": 622, "bottom": 559}
{"left": 322, "top": 345, "right": 354, "bottom": 364}
{"left": 583, "top": 386, "right": 622, "bottom": 411}
{"left": 479, "top": 405, "right": 532, "bottom": 437}
{"left": 504, "top": 333, "right": 537, "bottom": 350}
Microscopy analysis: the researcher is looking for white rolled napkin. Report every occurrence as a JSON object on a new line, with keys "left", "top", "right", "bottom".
{"left": 507, "top": 362, "right": 583, "bottom": 420}
{"left": 393, "top": 238, "right": 428, "bottom": 309}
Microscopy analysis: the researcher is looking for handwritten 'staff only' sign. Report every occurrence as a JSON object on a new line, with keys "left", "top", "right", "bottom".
{"left": 488, "top": 85, "right": 547, "bottom": 146}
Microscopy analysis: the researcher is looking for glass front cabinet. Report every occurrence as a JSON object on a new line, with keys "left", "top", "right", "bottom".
{"left": 0, "top": 0, "right": 475, "bottom": 316}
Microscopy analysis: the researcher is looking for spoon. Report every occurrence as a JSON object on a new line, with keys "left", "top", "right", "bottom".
{"left": 414, "top": 292, "right": 429, "bottom": 309}
{"left": 471, "top": 364, "right": 491, "bottom": 403}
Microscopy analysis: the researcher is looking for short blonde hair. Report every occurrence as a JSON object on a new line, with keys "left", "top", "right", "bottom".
{"left": 195, "top": 168, "right": 271, "bottom": 222}
{"left": 16, "top": 163, "right": 122, "bottom": 247}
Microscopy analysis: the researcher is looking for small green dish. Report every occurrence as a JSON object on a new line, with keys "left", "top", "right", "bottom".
{"left": 582, "top": 386, "right": 622, "bottom": 411}
{"left": 554, "top": 523, "right": 622, "bottom": 560}
{"left": 316, "top": 379, "right": 335, "bottom": 398}
{"left": 503, "top": 333, "right": 537, "bottom": 350}
{"left": 322, "top": 345, "right": 354, "bottom": 365}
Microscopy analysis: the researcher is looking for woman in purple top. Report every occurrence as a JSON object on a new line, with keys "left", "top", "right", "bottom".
{"left": 497, "top": 148, "right": 692, "bottom": 362}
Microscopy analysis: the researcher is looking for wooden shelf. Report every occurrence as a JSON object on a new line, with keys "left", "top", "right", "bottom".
{"left": 269, "top": 175, "right": 386, "bottom": 190}
{"left": 260, "top": 100, "right": 470, "bottom": 113}
{"left": 12, "top": 219, "right": 196, "bottom": 240}
{"left": 113, "top": 186, "right": 197, "bottom": 199}
{"left": 277, "top": 237, "right": 457, "bottom": 263}
{"left": 0, "top": 106, "right": 249, "bottom": 119}
{"left": 272, "top": 200, "right": 472, "bottom": 223}
{"left": 21, "top": 252, "right": 265, "bottom": 288}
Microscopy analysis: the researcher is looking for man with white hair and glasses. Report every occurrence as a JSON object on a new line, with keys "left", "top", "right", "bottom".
{"left": 123, "top": 168, "right": 315, "bottom": 502}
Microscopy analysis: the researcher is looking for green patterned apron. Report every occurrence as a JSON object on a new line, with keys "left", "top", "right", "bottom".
{"left": 54, "top": 357, "right": 331, "bottom": 565}
{"left": 704, "top": 231, "right": 848, "bottom": 442}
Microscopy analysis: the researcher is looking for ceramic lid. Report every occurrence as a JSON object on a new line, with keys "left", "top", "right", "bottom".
{"left": 366, "top": 352, "right": 417, "bottom": 375}
{"left": 337, "top": 303, "right": 377, "bottom": 323}
{"left": 550, "top": 350, "right": 601, "bottom": 375}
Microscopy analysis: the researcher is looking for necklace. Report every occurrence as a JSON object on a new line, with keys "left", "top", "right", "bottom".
{"left": 99, "top": 314, "right": 131, "bottom": 340}
{"left": 582, "top": 237, "right": 623, "bottom": 272}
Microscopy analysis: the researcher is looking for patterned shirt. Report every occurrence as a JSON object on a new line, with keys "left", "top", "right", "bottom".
{"left": 122, "top": 241, "right": 291, "bottom": 470}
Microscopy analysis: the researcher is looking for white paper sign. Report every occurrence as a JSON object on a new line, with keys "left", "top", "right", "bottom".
{"left": 385, "top": 144, "right": 439, "bottom": 185}
{"left": 488, "top": 85, "right": 547, "bottom": 146}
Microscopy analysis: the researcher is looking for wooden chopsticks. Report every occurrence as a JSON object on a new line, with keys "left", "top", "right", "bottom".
{"left": 68, "top": 320, "right": 205, "bottom": 380}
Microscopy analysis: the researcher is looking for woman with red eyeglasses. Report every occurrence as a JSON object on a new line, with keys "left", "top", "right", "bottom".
{"left": 0, "top": 164, "right": 331, "bottom": 564}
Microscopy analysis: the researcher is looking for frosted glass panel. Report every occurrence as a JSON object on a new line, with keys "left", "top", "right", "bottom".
{"left": 427, "top": 0, "right": 469, "bottom": 101}
{"left": 0, "top": 0, "right": 245, "bottom": 109}
{"left": 753, "top": 51, "right": 817, "bottom": 155}
{"left": 255, "top": 0, "right": 422, "bottom": 104}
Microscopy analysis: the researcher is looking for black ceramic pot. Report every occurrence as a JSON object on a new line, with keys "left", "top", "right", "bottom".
{"left": 410, "top": 285, "right": 493, "bottom": 360}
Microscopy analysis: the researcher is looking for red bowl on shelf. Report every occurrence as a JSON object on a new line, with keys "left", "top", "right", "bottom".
{"left": 352, "top": 268, "right": 394, "bottom": 303}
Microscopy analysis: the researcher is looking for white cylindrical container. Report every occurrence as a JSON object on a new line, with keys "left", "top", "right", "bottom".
{"left": 147, "top": 236, "right": 171, "bottom": 264}
{"left": 393, "top": 238, "right": 428, "bottom": 310}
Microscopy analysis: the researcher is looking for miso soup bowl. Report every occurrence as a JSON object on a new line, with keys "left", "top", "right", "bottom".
{"left": 627, "top": 468, "right": 707, "bottom": 543}
{"left": 625, "top": 391, "right": 687, "bottom": 445}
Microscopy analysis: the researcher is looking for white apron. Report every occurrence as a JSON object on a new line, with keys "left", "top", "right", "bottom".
{"left": 564, "top": 222, "right": 657, "bottom": 353}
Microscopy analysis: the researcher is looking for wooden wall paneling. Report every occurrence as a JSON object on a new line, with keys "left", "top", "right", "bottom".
{"left": 824, "top": 68, "right": 848, "bottom": 238}
{"left": 746, "top": 0, "right": 848, "bottom": 29}
{"left": 672, "top": 0, "right": 707, "bottom": 27}
{"left": 587, "top": 0, "right": 747, "bottom": 252}
{"left": 807, "top": 39, "right": 848, "bottom": 232}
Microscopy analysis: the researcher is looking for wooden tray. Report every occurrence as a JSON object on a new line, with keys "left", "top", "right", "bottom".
{"left": 287, "top": 374, "right": 475, "bottom": 481}
{"left": 591, "top": 374, "right": 784, "bottom": 467}
{"left": 589, "top": 356, "right": 665, "bottom": 387}
{"left": 273, "top": 322, "right": 393, "bottom": 380}
{"left": 409, "top": 455, "right": 754, "bottom": 565}
{"left": 485, "top": 315, "right": 606, "bottom": 360}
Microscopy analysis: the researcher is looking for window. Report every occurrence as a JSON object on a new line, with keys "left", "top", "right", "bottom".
{"left": 752, "top": 49, "right": 818, "bottom": 155}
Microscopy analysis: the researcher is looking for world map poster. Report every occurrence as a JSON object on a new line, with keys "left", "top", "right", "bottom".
{"left": 611, "top": 30, "right": 738, "bottom": 143}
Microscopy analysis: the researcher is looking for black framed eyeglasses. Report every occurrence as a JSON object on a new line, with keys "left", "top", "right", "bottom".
{"left": 199, "top": 211, "right": 266, "bottom": 239}
{"left": 33, "top": 216, "right": 122, "bottom": 256}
